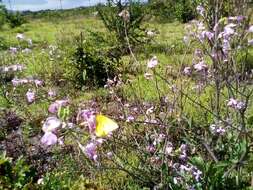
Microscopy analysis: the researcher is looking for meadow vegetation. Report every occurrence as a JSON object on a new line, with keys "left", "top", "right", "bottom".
{"left": 0, "top": 0, "right": 253, "bottom": 189}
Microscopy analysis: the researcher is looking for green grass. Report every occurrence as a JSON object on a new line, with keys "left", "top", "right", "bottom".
{"left": 0, "top": 8, "right": 192, "bottom": 189}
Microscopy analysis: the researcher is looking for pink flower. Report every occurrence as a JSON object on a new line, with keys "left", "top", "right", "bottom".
{"left": 147, "top": 56, "right": 158, "bottom": 68}
{"left": 26, "top": 89, "right": 35, "bottom": 103}
{"left": 41, "top": 132, "right": 58, "bottom": 146}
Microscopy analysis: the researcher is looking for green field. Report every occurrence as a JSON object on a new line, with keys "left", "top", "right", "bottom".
{"left": 1, "top": 3, "right": 253, "bottom": 190}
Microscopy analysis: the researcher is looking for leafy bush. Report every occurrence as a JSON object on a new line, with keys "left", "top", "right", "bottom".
{"left": 0, "top": 153, "right": 35, "bottom": 189}
{"left": 97, "top": 0, "right": 148, "bottom": 55}
{"left": 149, "top": 0, "right": 200, "bottom": 23}
{"left": 71, "top": 33, "right": 118, "bottom": 88}
{"left": 6, "top": 12, "right": 26, "bottom": 28}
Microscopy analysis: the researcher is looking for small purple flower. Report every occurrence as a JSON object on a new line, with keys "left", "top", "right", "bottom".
{"left": 216, "top": 127, "right": 226, "bottom": 135}
{"left": 34, "top": 79, "right": 43, "bottom": 87}
{"left": 42, "top": 116, "right": 61, "bottom": 133}
{"left": 26, "top": 89, "right": 35, "bottom": 103}
{"left": 48, "top": 99, "right": 69, "bottom": 114}
{"left": 194, "top": 49, "right": 203, "bottom": 58}
{"left": 196, "top": 5, "right": 205, "bottom": 17}
{"left": 126, "top": 115, "right": 134, "bottom": 122}
{"left": 227, "top": 98, "right": 245, "bottom": 111}
{"left": 201, "top": 31, "right": 214, "bottom": 41}
{"left": 84, "top": 142, "right": 98, "bottom": 161}
{"left": 146, "top": 145, "right": 156, "bottom": 153}
{"left": 48, "top": 89, "right": 56, "bottom": 98}
{"left": 183, "top": 67, "right": 191, "bottom": 75}
{"left": 223, "top": 25, "right": 235, "bottom": 38}
{"left": 236, "top": 101, "right": 246, "bottom": 111}
{"left": 194, "top": 61, "right": 207, "bottom": 71}
{"left": 41, "top": 132, "right": 58, "bottom": 146}
{"left": 9, "top": 47, "right": 18, "bottom": 54}
{"left": 78, "top": 110, "right": 96, "bottom": 133}
{"left": 48, "top": 102, "right": 60, "bottom": 114}
{"left": 227, "top": 98, "right": 238, "bottom": 107}
{"left": 193, "top": 169, "right": 202, "bottom": 182}
{"left": 147, "top": 56, "right": 158, "bottom": 68}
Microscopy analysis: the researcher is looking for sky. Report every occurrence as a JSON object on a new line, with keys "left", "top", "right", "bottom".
{"left": 1, "top": 0, "right": 109, "bottom": 11}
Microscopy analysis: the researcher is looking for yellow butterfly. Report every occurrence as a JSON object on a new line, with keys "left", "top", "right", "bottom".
{"left": 95, "top": 114, "right": 119, "bottom": 137}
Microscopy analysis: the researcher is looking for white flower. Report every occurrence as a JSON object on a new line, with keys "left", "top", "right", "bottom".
{"left": 248, "top": 25, "right": 253, "bottom": 33}
{"left": 144, "top": 72, "right": 153, "bottom": 80}
{"left": 248, "top": 39, "right": 253, "bottom": 46}
{"left": 16, "top": 33, "right": 25, "bottom": 40}
{"left": 37, "top": 178, "right": 44, "bottom": 185}
{"left": 147, "top": 30, "right": 155, "bottom": 37}
{"left": 146, "top": 106, "right": 154, "bottom": 115}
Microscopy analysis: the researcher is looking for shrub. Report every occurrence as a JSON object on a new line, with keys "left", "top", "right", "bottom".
{"left": 97, "top": 0, "right": 148, "bottom": 55}
{"left": 71, "top": 33, "right": 118, "bottom": 89}
{"left": 0, "top": 153, "right": 36, "bottom": 189}
{"left": 149, "top": 0, "right": 200, "bottom": 23}
{"left": 6, "top": 12, "right": 26, "bottom": 28}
